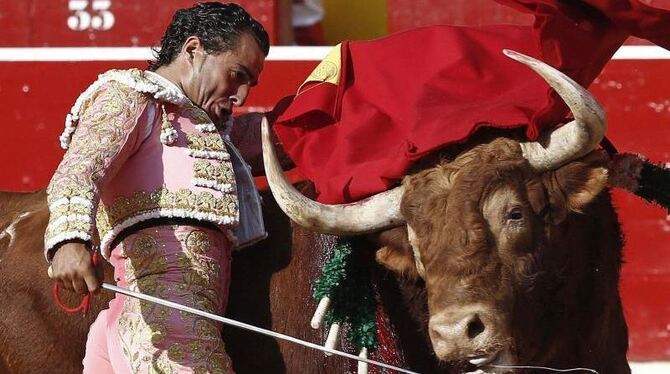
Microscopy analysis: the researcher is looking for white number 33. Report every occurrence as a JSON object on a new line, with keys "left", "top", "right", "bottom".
{"left": 67, "top": 0, "right": 115, "bottom": 31}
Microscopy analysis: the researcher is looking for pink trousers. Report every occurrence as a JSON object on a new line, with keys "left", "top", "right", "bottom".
{"left": 83, "top": 224, "right": 234, "bottom": 373}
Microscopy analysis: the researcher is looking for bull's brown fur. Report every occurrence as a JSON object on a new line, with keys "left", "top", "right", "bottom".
{"left": 0, "top": 190, "right": 114, "bottom": 373}
{"left": 375, "top": 137, "right": 629, "bottom": 373}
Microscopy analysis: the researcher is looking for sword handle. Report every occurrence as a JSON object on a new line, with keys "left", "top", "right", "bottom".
{"left": 51, "top": 252, "right": 100, "bottom": 315}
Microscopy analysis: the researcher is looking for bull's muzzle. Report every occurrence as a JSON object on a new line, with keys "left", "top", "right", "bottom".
{"left": 428, "top": 304, "right": 503, "bottom": 361}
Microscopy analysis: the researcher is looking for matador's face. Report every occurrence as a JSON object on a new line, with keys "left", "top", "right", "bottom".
{"left": 185, "top": 32, "right": 265, "bottom": 124}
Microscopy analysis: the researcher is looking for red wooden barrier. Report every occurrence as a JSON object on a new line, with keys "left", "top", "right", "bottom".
{"left": 0, "top": 0, "right": 279, "bottom": 46}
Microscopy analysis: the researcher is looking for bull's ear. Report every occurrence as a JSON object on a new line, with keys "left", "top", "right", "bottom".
{"left": 371, "top": 226, "right": 421, "bottom": 281}
{"left": 540, "top": 151, "right": 609, "bottom": 224}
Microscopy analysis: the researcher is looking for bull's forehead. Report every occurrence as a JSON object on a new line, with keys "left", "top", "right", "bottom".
{"left": 417, "top": 167, "right": 533, "bottom": 261}
{"left": 448, "top": 137, "right": 524, "bottom": 169}
{"left": 446, "top": 160, "right": 529, "bottom": 210}
{"left": 403, "top": 139, "right": 534, "bottom": 257}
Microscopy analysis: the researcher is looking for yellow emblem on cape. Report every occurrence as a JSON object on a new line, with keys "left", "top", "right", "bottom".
{"left": 297, "top": 44, "right": 342, "bottom": 94}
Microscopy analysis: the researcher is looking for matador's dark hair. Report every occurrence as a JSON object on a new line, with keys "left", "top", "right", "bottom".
{"left": 148, "top": 2, "right": 270, "bottom": 71}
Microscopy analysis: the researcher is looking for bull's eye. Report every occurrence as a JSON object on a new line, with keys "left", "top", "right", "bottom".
{"left": 507, "top": 207, "right": 523, "bottom": 220}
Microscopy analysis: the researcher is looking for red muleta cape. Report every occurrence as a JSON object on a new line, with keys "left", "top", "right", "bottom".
{"left": 272, "top": 0, "right": 670, "bottom": 204}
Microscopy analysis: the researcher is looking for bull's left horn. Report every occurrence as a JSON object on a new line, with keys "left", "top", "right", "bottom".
{"left": 504, "top": 49, "right": 606, "bottom": 171}
{"left": 261, "top": 117, "right": 405, "bottom": 235}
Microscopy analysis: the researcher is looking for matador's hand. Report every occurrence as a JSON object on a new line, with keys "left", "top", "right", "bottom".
{"left": 49, "top": 242, "right": 101, "bottom": 294}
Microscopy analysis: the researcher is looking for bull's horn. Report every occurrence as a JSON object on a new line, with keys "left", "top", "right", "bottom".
{"left": 503, "top": 49, "right": 606, "bottom": 171}
{"left": 261, "top": 117, "right": 405, "bottom": 235}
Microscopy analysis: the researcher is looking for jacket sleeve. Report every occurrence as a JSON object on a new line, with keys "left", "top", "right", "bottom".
{"left": 44, "top": 81, "right": 152, "bottom": 261}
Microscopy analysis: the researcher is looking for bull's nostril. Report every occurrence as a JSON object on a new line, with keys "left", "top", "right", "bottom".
{"left": 467, "top": 314, "right": 485, "bottom": 339}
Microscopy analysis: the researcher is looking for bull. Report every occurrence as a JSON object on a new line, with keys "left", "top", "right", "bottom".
{"left": 0, "top": 50, "right": 629, "bottom": 373}
{"left": 260, "top": 50, "right": 630, "bottom": 373}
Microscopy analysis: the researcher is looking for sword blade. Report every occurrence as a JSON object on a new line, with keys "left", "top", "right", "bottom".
{"left": 102, "top": 283, "right": 421, "bottom": 374}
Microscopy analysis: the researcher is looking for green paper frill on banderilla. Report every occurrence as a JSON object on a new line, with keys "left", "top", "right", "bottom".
{"left": 312, "top": 237, "right": 378, "bottom": 352}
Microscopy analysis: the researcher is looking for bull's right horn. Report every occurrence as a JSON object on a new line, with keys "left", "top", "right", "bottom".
{"left": 504, "top": 49, "right": 606, "bottom": 171}
{"left": 261, "top": 117, "right": 405, "bottom": 235}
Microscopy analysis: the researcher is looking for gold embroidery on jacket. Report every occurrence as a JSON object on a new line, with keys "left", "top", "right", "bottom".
{"left": 192, "top": 160, "right": 237, "bottom": 193}
{"left": 96, "top": 187, "right": 239, "bottom": 242}
{"left": 49, "top": 182, "right": 96, "bottom": 202}
{"left": 50, "top": 204, "right": 92, "bottom": 217}
{"left": 186, "top": 133, "right": 226, "bottom": 153}
{"left": 185, "top": 132, "right": 231, "bottom": 163}
{"left": 45, "top": 81, "right": 148, "bottom": 251}
{"left": 183, "top": 105, "right": 212, "bottom": 126}
{"left": 44, "top": 221, "right": 91, "bottom": 243}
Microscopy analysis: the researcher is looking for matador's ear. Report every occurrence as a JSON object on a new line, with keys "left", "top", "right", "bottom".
{"left": 182, "top": 36, "right": 204, "bottom": 61}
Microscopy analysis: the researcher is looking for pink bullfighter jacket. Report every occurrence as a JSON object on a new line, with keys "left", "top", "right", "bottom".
{"left": 44, "top": 69, "right": 266, "bottom": 260}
